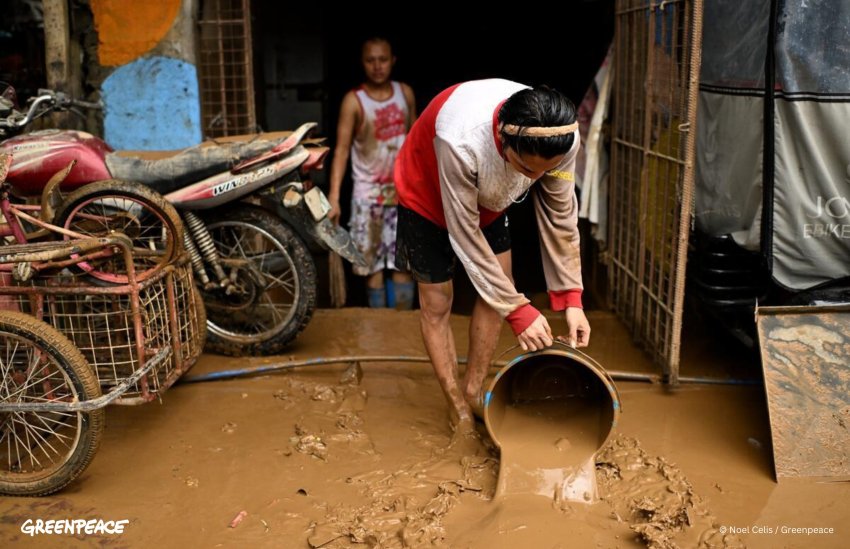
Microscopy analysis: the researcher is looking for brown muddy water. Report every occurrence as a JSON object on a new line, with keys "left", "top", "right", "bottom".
{"left": 484, "top": 349, "right": 616, "bottom": 506}
{"left": 1, "top": 309, "right": 847, "bottom": 548}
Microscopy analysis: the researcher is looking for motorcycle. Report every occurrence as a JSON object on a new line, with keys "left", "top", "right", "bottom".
{"left": 0, "top": 85, "right": 366, "bottom": 355}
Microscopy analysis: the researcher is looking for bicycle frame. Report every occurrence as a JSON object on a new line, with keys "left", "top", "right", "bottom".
{"left": 0, "top": 156, "right": 203, "bottom": 405}
{"left": 0, "top": 156, "right": 127, "bottom": 277}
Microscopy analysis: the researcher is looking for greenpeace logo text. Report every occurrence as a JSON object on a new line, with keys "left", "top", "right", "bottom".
{"left": 20, "top": 518, "right": 129, "bottom": 536}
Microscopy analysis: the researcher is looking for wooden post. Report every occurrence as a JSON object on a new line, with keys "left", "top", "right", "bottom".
{"left": 42, "top": 0, "right": 81, "bottom": 127}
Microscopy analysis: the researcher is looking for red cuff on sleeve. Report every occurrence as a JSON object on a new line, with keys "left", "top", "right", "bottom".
{"left": 505, "top": 304, "right": 541, "bottom": 336}
{"left": 549, "top": 289, "right": 583, "bottom": 311}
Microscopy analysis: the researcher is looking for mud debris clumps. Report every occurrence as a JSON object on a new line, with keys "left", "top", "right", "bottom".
{"left": 296, "top": 365, "right": 498, "bottom": 548}
{"left": 272, "top": 367, "right": 738, "bottom": 548}
{"left": 307, "top": 435, "right": 497, "bottom": 549}
{"left": 596, "top": 435, "right": 744, "bottom": 549}
{"left": 292, "top": 424, "right": 329, "bottom": 461}
{"left": 278, "top": 369, "right": 374, "bottom": 463}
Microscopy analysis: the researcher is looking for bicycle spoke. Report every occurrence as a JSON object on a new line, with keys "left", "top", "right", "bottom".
{"left": 23, "top": 412, "right": 71, "bottom": 455}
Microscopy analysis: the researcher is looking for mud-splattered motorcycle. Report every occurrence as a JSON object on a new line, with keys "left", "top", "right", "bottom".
{"left": 0, "top": 85, "right": 365, "bottom": 355}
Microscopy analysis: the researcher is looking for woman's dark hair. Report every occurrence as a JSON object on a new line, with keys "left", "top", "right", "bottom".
{"left": 498, "top": 86, "right": 576, "bottom": 158}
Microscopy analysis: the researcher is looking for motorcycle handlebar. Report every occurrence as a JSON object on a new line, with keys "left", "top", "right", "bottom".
{"left": 37, "top": 89, "right": 102, "bottom": 111}
{"left": 1, "top": 90, "right": 103, "bottom": 130}
{"left": 10, "top": 94, "right": 54, "bottom": 128}
{"left": 69, "top": 98, "right": 102, "bottom": 110}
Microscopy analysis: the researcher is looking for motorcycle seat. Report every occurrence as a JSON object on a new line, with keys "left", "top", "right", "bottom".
{"left": 105, "top": 132, "right": 294, "bottom": 195}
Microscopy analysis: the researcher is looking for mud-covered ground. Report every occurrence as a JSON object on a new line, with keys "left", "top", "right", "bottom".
{"left": 1, "top": 309, "right": 847, "bottom": 548}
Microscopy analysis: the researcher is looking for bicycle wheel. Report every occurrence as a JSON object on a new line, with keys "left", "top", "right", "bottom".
{"left": 53, "top": 180, "right": 183, "bottom": 283}
{"left": 0, "top": 311, "right": 104, "bottom": 496}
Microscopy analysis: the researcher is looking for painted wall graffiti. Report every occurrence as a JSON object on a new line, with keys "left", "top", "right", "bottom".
{"left": 90, "top": 0, "right": 199, "bottom": 150}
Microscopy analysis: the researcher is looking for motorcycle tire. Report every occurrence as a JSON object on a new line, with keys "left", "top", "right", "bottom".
{"left": 0, "top": 311, "right": 104, "bottom": 496}
{"left": 53, "top": 180, "right": 184, "bottom": 283}
{"left": 200, "top": 205, "right": 317, "bottom": 356}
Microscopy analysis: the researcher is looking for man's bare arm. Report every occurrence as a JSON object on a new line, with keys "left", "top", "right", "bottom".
{"left": 328, "top": 91, "right": 360, "bottom": 224}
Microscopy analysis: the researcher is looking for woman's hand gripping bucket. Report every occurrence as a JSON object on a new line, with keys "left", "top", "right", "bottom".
{"left": 483, "top": 341, "right": 621, "bottom": 503}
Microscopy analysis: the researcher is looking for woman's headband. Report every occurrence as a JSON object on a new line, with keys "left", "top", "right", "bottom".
{"left": 499, "top": 122, "right": 578, "bottom": 137}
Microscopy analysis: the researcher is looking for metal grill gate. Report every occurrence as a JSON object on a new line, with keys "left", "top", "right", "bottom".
{"left": 198, "top": 0, "right": 256, "bottom": 137}
{"left": 608, "top": 0, "right": 703, "bottom": 383}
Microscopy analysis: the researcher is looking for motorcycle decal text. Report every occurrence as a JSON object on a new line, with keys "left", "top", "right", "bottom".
{"left": 10, "top": 142, "right": 52, "bottom": 152}
{"left": 212, "top": 165, "right": 276, "bottom": 196}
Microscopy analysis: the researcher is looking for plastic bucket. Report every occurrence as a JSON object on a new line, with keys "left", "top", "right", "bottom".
{"left": 483, "top": 343, "right": 621, "bottom": 501}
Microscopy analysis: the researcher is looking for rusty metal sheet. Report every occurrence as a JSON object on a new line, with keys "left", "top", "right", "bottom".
{"left": 756, "top": 304, "right": 850, "bottom": 480}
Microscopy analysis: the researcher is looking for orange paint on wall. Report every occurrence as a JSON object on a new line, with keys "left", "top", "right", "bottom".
{"left": 91, "top": 0, "right": 182, "bottom": 66}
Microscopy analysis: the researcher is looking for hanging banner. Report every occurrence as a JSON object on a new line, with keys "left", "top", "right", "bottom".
{"left": 771, "top": 1, "right": 850, "bottom": 289}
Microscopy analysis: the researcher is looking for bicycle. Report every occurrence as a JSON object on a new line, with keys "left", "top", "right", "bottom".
{"left": 0, "top": 162, "right": 204, "bottom": 496}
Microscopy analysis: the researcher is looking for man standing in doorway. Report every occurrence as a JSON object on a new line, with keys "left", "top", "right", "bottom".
{"left": 329, "top": 37, "right": 417, "bottom": 309}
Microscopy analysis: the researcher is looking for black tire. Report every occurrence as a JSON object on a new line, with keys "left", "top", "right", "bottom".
{"left": 53, "top": 180, "right": 184, "bottom": 283}
{"left": 0, "top": 311, "right": 104, "bottom": 496}
{"left": 201, "top": 205, "right": 316, "bottom": 356}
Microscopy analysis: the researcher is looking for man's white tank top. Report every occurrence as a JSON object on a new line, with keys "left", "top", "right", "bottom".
{"left": 351, "top": 81, "right": 408, "bottom": 187}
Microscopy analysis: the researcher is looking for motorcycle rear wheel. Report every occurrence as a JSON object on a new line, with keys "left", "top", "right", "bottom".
{"left": 201, "top": 205, "right": 316, "bottom": 356}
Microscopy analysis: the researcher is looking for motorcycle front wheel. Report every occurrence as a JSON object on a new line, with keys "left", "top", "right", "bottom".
{"left": 201, "top": 205, "right": 317, "bottom": 356}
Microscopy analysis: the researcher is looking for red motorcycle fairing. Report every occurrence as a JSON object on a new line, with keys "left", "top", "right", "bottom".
{"left": 301, "top": 147, "right": 329, "bottom": 173}
{"left": 0, "top": 130, "right": 112, "bottom": 196}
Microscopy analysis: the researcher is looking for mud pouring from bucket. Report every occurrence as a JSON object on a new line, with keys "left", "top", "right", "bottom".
{"left": 483, "top": 342, "right": 620, "bottom": 504}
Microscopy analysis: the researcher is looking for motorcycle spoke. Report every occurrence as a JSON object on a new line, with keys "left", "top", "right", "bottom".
{"left": 231, "top": 230, "right": 252, "bottom": 260}
{"left": 245, "top": 249, "right": 280, "bottom": 264}
{"left": 213, "top": 229, "right": 246, "bottom": 258}
{"left": 260, "top": 293, "right": 287, "bottom": 323}
{"left": 211, "top": 236, "right": 238, "bottom": 258}
{"left": 205, "top": 216, "right": 307, "bottom": 345}
{"left": 260, "top": 269, "right": 296, "bottom": 294}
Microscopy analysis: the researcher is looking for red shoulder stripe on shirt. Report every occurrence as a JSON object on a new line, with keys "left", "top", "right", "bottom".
{"left": 394, "top": 84, "right": 462, "bottom": 227}
{"left": 394, "top": 86, "right": 510, "bottom": 229}
{"left": 492, "top": 99, "right": 506, "bottom": 158}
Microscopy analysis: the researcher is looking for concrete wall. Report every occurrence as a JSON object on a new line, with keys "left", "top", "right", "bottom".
{"left": 90, "top": 0, "right": 200, "bottom": 150}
